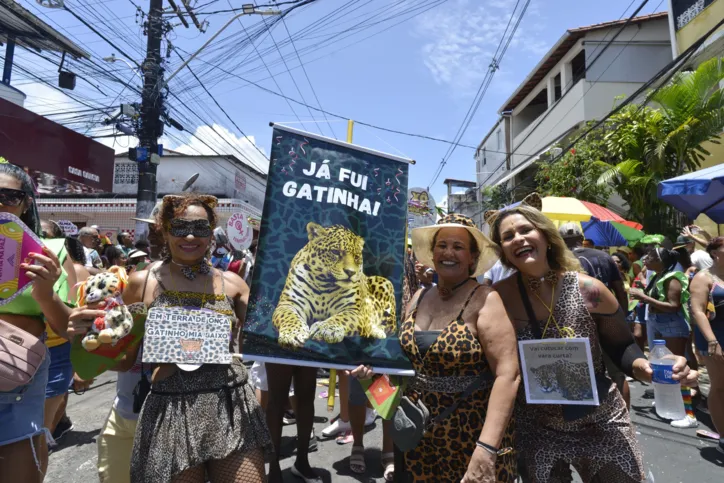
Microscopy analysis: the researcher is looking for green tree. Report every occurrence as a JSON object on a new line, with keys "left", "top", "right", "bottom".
{"left": 596, "top": 57, "right": 724, "bottom": 235}
{"left": 535, "top": 123, "right": 612, "bottom": 203}
{"left": 480, "top": 184, "right": 512, "bottom": 213}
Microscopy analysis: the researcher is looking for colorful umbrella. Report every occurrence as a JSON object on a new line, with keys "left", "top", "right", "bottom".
{"left": 540, "top": 197, "right": 592, "bottom": 222}
{"left": 658, "top": 164, "right": 724, "bottom": 223}
{"left": 581, "top": 217, "right": 645, "bottom": 247}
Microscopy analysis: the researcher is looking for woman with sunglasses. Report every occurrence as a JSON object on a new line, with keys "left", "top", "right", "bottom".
{"left": 67, "top": 193, "right": 270, "bottom": 483}
{"left": 0, "top": 160, "right": 77, "bottom": 482}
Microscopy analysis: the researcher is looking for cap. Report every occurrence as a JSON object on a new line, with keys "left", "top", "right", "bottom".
{"left": 558, "top": 222, "right": 583, "bottom": 239}
{"left": 128, "top": 249, "right": 148, "bottom": 259}
{"left": 672, "top": 235, "right": 693, "bottom": 249}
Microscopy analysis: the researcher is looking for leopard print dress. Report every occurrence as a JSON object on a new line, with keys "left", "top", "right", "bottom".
{"left": 514, "top": 272, "right": 645, "bottom": 483}
{"left": 130, "top": 269, "right": 272, "bottom": 483}
{"left": 399, "top": 285, "right": 517, "bottom": 482}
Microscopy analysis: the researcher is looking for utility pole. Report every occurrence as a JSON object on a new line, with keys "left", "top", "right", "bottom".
{"left": 135, "top": 0, "right": 165, "bottom": 242}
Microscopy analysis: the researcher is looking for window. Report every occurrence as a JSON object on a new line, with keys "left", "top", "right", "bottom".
{"left": 554, "top": 73, "right": 562, "bottom": 101}
{"left": 483, "top": 147, "right": 487, "bottom": 166}
{"left": 571, "top": 50, "right": 586, "bottom": 84}
{"left": 114, "top": 162, "right": 138, "bottom": 185}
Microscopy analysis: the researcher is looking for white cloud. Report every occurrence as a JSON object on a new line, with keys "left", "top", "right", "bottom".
{"left": 414, "top": 0, "right": 548, "bottom": 94}
{"left": 169, "top": 124, "right": 269, "bottom": 173}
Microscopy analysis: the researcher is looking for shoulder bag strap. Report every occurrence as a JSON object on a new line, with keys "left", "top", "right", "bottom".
{"left": 517, "top": 271, "right": 543, "bottom": 339}
{"left": 430, "top": 371, "right": 495, "bottom": 427}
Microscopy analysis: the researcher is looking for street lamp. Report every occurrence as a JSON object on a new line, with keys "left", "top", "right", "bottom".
{"left": 102, "top": 54, "right": 143, "bottom": 81}
{"left": 163, "top": 5, "right": 281, "bottom": 86}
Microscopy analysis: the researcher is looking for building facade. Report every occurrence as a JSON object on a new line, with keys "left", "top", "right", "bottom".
{"left": 669, "top": 0, "right": 724, "bottom": 169}
{"left": 477, "top": 13, "right": 673, "bottom": 199}
{"left": 37, "top": 152, "right": 266, "bottom": 240}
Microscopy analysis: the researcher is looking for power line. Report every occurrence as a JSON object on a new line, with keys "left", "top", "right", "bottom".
{"left": 505, "top": 16, "right": 724, "bottom": 198}
{"left": 279, "top": 11, "right": 338, "bottom": 139}
{"left": 173, "top": 50, "right": 269, "bottom": 172}
{"left": 428, "top": 0, "right": 530, "bottom": 189}
{"left": 259, "top": 14, "right": 323, "bottom": 135}
{"left": 478, "top": 0, "right": 652, "bottom": 188}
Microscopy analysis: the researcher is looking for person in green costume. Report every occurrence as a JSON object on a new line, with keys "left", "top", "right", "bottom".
{"left": 0, "top": 160, "right": 76, "bottom": 482}
{"left": 630, "top": 247, "right": 698, "bottom": 429}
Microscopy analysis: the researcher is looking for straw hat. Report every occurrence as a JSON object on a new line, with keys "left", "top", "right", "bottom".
{"left": 411, "top": 213, "right": 498, "bottom": 278}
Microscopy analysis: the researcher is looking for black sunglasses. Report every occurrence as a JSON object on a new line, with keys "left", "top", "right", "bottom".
{"left": 0, "top": 187, "right": 27, "bottom": 207}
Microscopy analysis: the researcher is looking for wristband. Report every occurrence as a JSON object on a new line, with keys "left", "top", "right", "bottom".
{"left": 475, "top": 440, "right": 513, "bottom": 456}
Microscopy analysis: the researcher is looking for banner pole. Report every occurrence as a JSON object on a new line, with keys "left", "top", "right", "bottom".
{"left": 327, "top": 120, "right": 355, "bottom": 413}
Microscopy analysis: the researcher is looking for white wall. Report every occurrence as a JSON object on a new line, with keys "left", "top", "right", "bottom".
{"left": 505, "top": 18, "right": 672, "bottom": 172}
{"left": 511, "top": 79, "right": 587, "bottom": 169}
{"left": 113, "top": 156, "right": 266, "bottom": 212}
{"left": 476, "top": 123, "right": 508, "bottom": 187}
{"left": 582, "top": 81, "right": 647, "bottom": 120}
{"left": 0, "top": 83, "right": 26, "bottom": 106}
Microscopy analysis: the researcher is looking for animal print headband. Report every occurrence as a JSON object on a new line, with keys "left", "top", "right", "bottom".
{"left": 483, "top": 192, "right": 542, "bottom": 225}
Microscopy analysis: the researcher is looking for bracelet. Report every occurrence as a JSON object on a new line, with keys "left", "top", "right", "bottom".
{"left": 475, "top": 441, "right": 513, "bottom": 456}
{"left": 708, "top": 340, "right": 720, "bottom": 347}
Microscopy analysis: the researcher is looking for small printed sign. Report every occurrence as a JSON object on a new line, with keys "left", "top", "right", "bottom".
{"left": 0, "top": 213, "right": 45, "bottom": 306}
{"left": 143, "top": 306, "right": 232, "bottom": 366}
{"left": 518, "top": 338, "right": 599, "bottom": 406}
{"left": 227, "top": 212, "right": 253, "bottom": 251}
{"left": 57, "top": 220, "right": 78, "bottom": 235}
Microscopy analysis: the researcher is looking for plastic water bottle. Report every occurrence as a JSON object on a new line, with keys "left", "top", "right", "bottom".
{"left": 649, "top": 340, "right": 686, "bottom": 420}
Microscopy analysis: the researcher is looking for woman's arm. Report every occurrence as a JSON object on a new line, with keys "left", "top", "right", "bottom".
{"left": 690, "top": 272, "right": 722, "bottom": 359}
{"left": 462, "top": 289, "right": 519, "bottom": 482}
{"left": 630, "top": 278, "right": 682, "bottom": 313}
{"left": 475, "top": 289, "right": 520, "bottom": 447}
{"left": 224, "top": 271, "right": 249, "bottom": 351}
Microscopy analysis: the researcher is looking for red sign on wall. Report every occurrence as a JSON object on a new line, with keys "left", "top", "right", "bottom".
{"left": 0, "top": 97, "right": 114, "bottom": 192}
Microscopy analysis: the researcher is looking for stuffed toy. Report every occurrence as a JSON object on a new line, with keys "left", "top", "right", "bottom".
{"left": 77, "top": 266, "right": 134, "bottom": 351}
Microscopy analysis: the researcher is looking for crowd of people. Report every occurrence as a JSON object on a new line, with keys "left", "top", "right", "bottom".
{"left": 0, "top": 156, "right": 721, "bottom": 482}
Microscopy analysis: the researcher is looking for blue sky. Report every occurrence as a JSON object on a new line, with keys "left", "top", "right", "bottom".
{"left": 12, "top": 0, "right": 668, "bottom": 204}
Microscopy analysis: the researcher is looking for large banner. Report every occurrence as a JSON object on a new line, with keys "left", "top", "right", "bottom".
{"left": 243, "top": 125, "right": 412, "bottom": 373}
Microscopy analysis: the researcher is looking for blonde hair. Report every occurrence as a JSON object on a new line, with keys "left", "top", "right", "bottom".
{"left": 489, "top": 205, "right": 582, "bottom": 273}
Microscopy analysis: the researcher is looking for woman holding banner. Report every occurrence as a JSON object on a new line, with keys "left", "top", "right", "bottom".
{"left": 0, "top": 160, "right": 77, "bottom": 482}
{"left": 353, "top": 214, "right": 520, "bottom": 482}
{"left": 68, "top": 193, "right": 271, "bottom": 483}
{"left": 487, "top": 205, "right": 698, "bottom": 482}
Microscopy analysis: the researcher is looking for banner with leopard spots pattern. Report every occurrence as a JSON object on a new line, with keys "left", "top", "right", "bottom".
{"left": 243, "top": 126, "right": 413, "bottom": 373}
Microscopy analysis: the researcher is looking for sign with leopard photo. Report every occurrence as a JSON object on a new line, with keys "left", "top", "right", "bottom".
{"left": 143, "top": 306, "right": 232, "bottom": 367}
{"left": 243, "top": 125, "right": 413, "bottom": 374}
{"left": 518, "top": 338, "right": 599, "bottom": 405}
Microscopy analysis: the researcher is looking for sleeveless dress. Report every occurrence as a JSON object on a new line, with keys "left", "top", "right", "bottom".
{"left": 130, "top": 268, "right": 271, "bottom": 483}
{"left": 398, "top": 284, "right": 517, "bottom": 482}
{"left": 513, "top": 272, "right": 644, "bottom": 483}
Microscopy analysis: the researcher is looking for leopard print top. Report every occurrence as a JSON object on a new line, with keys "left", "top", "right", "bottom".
{"left": 513, "top": 271, "right": 645, "bottom": 483}
{"left": 399, "top": 284, "right": 517, "bottom": 482}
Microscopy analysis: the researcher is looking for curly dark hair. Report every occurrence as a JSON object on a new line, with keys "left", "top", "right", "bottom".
{"left": 156, "top": 193, "right": 218, "bottom": 231}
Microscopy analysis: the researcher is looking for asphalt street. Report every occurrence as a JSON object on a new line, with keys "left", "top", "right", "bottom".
{"left": 46, "top": 370, "right": 723, "bottom": 482}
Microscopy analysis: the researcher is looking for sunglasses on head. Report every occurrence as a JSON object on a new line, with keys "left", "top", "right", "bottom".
{"left": 168, "top": 219, "right": 213, "bottom": 238}
{"left": 0, "top": 187, "right": 27, "bottom": 207}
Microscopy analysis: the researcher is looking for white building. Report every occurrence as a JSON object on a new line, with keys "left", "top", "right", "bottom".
{"left": 37, "top": 151, "right": 266, "bottom": 240}
{"left": 477, "top": 12, "right": 672, "bottom": 198}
